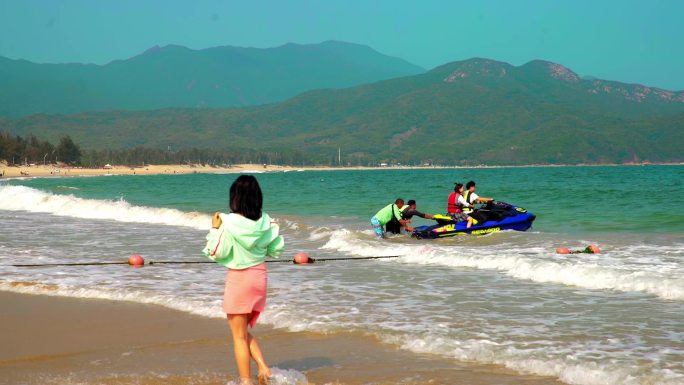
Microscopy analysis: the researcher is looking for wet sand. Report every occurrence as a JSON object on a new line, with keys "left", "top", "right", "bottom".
{"left": 0, "top": 291, "right": 562, "bottom": 385}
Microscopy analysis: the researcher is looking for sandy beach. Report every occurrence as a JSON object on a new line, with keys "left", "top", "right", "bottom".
{"left": 0, "top": 162, "right": 338, "bottom": 179}
{"left": 1, "top": 161, "right": 674, "bottom": 180}
{"left": 0, "top": 161, "right": 454, "bottom": 179}
{"left": 0, "top": 291, "right": 562, "bottom": 385}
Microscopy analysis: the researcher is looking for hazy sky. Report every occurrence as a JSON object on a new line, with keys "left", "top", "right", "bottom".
{"left": 1, "top": 0, "right": 682, "bottom": 90}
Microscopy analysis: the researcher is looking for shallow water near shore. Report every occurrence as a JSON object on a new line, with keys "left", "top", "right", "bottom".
{"left": 1, "top": 165, "right": 683, "bottom": 385}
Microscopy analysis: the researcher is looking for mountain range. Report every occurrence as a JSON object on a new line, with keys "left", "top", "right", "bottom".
{"left": 0, "top": 41, "right": 424, "bottom": 117}
{"left": 3, "top": 56, "right": 682, "bottom": 165}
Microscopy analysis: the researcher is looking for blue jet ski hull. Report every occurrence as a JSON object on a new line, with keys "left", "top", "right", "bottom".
{"left": 412, "top": 202, "right": 536, "bottom": 239}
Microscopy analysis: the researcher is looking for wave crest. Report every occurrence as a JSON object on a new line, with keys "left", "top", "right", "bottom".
{"left": 0, "top": 185, "right": 209, "bottom": 229}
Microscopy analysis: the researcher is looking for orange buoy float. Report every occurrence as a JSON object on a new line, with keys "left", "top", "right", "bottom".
{"left": 585, "top": 244, "right": 601, "bottom": 254}
{"left": 128, "top": 254, "right": 145, "bottom": 266}
{"left": 555, "top": 245, "right": 601, "bottom": 254}
{"left": 293, "top": 252, "right": 310, "bottom": 264}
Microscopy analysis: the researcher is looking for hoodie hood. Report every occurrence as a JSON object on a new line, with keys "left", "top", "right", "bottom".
{"left": 220, "top": 212, "right": 275, "bottom": 249}
{"left": 203, "top": 211, "right": 284, "bottom": 269}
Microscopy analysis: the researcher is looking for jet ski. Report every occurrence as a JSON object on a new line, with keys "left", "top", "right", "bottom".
{"left": 411, "top": 201, "right": 536, "bottom": 239}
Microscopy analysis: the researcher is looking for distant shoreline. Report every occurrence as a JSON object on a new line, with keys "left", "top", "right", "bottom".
{"left": 0, "top": 161, "right": 681, "bottom": 179}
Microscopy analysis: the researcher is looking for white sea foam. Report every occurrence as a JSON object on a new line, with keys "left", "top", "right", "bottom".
{"left": 321, "top": 228, "right": 418, "bottom": 257}
{"left": 279, "top": 218, "right": 302, "bottom": 231}
{"left": 308, "top": 227, "right": 335, "bottom": 241}
{"left": 382, "top": 333, "right": 684, "bottom": 385}
{"left": 256, "top": 367, "right": 309, "bottom": 385}
{"left": 410, "top": 249, "right": 684, "bottom": 301}
{"left": 0, "top": 277, "right": 330, "bottom": 338}
{"left": 406, "top": 253, "right": 684, "bottom": 301}
{"left": 263, "top": 290, "right": 684, "bottom": 385}
{"left": 0, "top": 185, "right": 209, "bottom": 230}
{"left": 35, "top": 370, "right": 310, "bottom": 385}
{"left": 4, "top": 260, "right": 682, "bottom": 385}
{"left": 321, "top": 229, "right": 684, "bottom": 301}
{"left": 0, "top": 281, "right": 223, "bottom": 319}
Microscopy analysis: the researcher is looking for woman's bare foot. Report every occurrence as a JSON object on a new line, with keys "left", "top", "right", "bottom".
{"left": 257, "top": 372, "right": 271, "bottom": 385}
{"left": 257, "top": 364, "right": 272, "bottom": 385}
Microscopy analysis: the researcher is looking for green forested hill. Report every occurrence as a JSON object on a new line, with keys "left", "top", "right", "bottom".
{"left": 3, "top": 58, "right": 683, "bottom": 165}
{"left": 0, "top": 41, "right": 424, "bottom": 118}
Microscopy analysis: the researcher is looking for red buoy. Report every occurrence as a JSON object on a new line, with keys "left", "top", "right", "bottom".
{"left": 293, "top": 252, "right": 310, "bottom": 264}
{"left": 128, "top": 254, "right": 145, "bottom": 266}
{"left": 555, "top": 247, "right": 570, "bottom": 254}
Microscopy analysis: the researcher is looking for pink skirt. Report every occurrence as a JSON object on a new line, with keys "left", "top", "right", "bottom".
{"left": 223, "top": 263, "right": 267, "bottom": 328}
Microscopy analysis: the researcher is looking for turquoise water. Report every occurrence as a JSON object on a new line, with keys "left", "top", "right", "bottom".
{"left": 10, "top": 165, "right": 684, "bottom": 234}
{"left": 1, "top": 165, "right": 683, "bottom": 385}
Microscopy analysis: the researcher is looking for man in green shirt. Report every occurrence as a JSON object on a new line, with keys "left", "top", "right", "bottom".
{"left": 370, "top": 198, "right": 411, "bottom": 239}
{"left": 386, "top": 199, "right": 433, "bottom": 235}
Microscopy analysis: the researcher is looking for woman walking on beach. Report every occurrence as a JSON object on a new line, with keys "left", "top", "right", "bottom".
{"left": 203, "top": 175, "right": 285, "bottom": 384}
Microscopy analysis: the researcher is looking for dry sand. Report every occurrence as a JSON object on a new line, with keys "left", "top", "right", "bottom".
{"left": 1, "top": 161, "right": 670, "bottom": 179}
{"left": 0, "top": 291, "right": 562, "bottom": 385}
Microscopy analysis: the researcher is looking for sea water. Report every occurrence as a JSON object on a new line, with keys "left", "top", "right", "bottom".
{"left": 1, "top": 165, "right": 683, "bottom": 385}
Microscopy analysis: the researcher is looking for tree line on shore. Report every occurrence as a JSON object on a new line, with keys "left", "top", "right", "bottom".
{"left": 0, "top": 132, "right": 82, "bottom": 166}
{"left": 0, "top": 132, "right": 344, "bottom": 167}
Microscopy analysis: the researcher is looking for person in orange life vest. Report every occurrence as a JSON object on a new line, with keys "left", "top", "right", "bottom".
{"left": 462, "top": 180, "right": 494, "bottom": 214}
{"left": 447, "top": 183, "right": 474, "bottom": 228}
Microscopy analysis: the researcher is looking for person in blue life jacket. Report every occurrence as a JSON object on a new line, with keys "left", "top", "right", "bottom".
{"left": 462, "top": 180, "right": 494, "bottom": 214}
{"left": 371, "top": 198, "right": 411, "bottom": 239}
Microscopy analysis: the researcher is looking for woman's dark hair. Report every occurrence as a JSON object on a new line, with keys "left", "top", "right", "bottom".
{"left": 454, "top": 183, "right": 464, "bottom": 192}
{"left": 229, "top": 175, "right": 263, "bottom": 221}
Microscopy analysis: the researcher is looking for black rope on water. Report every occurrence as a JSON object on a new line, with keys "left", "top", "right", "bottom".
{"left": 11, "top": 255, "right": 401, "bottom": 268}
{"left": 307, "top": 255, "right": 400, "bottom": 262}
{"left": 12, "top": 261, "right": 132, "bottom": 267}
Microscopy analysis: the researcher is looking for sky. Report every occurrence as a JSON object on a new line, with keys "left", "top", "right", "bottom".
{"left": 1, "top": 0, "right": 683, "bottom": 90}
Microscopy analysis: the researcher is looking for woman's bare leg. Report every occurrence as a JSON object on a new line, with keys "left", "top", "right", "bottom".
{"left": 228, "top": 313, "right": 271, "bottom": 384}
{"left": 228, "top": 314, "right": 252, "bottom": 383}
{"left": 248, "top": 333, "right": 271, "bottom": 381}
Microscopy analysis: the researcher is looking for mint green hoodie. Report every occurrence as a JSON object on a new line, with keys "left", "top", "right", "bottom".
{"left": 202, "top": 212, "right": 284, "bottom": 269}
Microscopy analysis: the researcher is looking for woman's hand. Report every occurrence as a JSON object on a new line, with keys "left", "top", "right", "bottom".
{"left": 212, "top": 212, "right": 222, "bottom": 228}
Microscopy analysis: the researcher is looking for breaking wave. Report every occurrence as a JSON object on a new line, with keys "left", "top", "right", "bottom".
{"left": 0, "top": 185, "right": 209, "bottom": 230}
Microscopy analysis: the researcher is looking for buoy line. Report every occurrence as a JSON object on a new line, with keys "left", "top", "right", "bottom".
{"left": 11, "top": 245, "right": 604, "bottom": 268}
{"left": 11, "top": 255, "right": 401, "bottom": 268}
{"left": 555, "top": 244, "right": 601, "bottom": 254}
